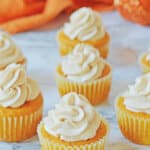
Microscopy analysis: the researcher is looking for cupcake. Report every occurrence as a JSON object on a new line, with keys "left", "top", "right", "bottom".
{"left": 115, "top": 73, "right": 150, "bottom": 145}
{"left": 56, "top": 44, "right": 112, "bottom": 105}
{"left": 38, "top": 92, "right": 109, "bottom": 150}
{"left": 139, "top": 49, "right": 150, "bottom": 73}
{"left": 57, "top": 7, "right": 110, "bottom": 58}
{"left": 0, "top": 31, "right": 26, "bottom": 70}
{"left": 0, "top": 63, "right": 43, "bottom": 142}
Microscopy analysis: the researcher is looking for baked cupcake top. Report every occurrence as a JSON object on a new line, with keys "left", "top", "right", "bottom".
{"left": 123, "top": 73, "right": 150, "bottom": 114}
{"left": 43, "top": 92, "right": 101, "bottom": 142}
{"left": 63, "top": 7, "right": 105, "bottom": 41}
{"left": 0, "top": 63, "right": 40, "bottom": 108}
{"left": 62, "top": 44, "right": 105, "bottom": 82}
{"left": 0, "top": 31, "right": 25, "bottom": 69}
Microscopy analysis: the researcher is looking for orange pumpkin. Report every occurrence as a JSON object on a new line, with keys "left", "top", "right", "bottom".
{"left": 115, "top": 0, "right": 150, "bottom": 25}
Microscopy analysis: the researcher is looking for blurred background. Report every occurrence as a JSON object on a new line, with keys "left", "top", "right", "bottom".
{"left": 0, "top": 0, "right": 149, "bottom": 33}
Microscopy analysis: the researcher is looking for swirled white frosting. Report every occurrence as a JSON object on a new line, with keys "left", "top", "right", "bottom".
{"left": 27, "top": 77, "right": 40, "bottom": 101}
{"left": 146, "top": 55, "right": 150, "bottom": 61}
{"left": 44, "top": 92, "right": 101, "bottom": 142}
{"left": 62, "top": 44, "right": 105, "bottom": 82}
{"left": 144, "top": 48, "right": 150, "bottom": 61}
{"left": 0, "top": 64, "right": 40, "bottom": 108}
{"left": 146, "top": 53, "right": 150, "bottom": 62}
{"left": 123, "top": 74, "right": 150, "bottom": 114}
{"left": 64, "top": 7, "right": 105, "bottom": 41}
{"left": 0, "top": 63, "right": 26, "bottom": 90}
{"left": 0, "top": 31, "right": 25, "bottom": 68}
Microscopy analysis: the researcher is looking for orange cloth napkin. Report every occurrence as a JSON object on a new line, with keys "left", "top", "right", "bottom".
{"left": 0, "top": 0, "right": 114, "bottom": 34}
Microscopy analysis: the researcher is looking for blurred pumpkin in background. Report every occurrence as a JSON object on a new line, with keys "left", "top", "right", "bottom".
{"left": 115, "top": 0, "right": 150, "bottom": 25}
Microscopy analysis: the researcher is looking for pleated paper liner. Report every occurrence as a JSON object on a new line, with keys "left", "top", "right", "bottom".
{"left": 38, "top": 118, "right": 109, "bottom": 150}
{"left": 55, "top": 62, "right": 112, "bottom": 105}
{"left": 115, "top": 96, "right": 150, "bottom": 145}
{"left": 0, "top": 94, "right": 43, "bottom": 142}
{"left": 139, "top": 53, "right": 150, "bottom": 73}
{"left": 57, "top": 31, "right": 110, "bottom": 58}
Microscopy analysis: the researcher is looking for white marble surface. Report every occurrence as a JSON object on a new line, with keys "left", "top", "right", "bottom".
{"left": 1, "top": 11, "right": 150, "bottom": 150}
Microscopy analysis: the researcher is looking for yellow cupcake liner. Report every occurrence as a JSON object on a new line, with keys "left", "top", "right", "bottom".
{"left": 55, "top": 63, "right": 112, "bottom": 105}
{"left": 115, "top": 97, "right": 150, "bottom": 145}
{"left": 57, "top": 31, "right": 110, "bottom": 59}
{"left": 0, "top": 105, "right": 43, "bottom": 142}
{"left": 139, "top": 54, "right": 150, "bottom": 73}
{"left": 37, "top": 120, "right": 108, "bottom": 150}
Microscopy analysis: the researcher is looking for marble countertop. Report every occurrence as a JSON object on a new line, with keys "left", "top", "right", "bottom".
{"left": 1, "top": 11, "right": 150, "bottom": 150}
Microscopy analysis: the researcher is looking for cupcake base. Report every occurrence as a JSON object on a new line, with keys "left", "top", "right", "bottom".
{"left": 116, "top": 97, "right": 150, "bottom": 145}
{"left": 56, "top": 63, "right": 112, "bottom": 105}
{"left": 0, "top": 94, "right": 43, "bottom": 142}
{"left": 57, "top": 31, "right": 110, "bottom": 58}
{"left": 38, "top": 118, "right": 108, "bottom": 150}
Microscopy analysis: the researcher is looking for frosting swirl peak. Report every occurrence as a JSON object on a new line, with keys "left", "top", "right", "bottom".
{"left": 123, "top": 73, "right": 150, "bottom": 114}
{"left": 64, "top": 7, "right": 105, "bottom": 41}
{"left": 0, "top": 64, "right": 40, "bottom": 108}
{"left": 62, "top": 44, "right": 105, "bottom": 82}
{"left": 0, "top": 31, "right": 25, "bottom": 69}
{"left": 44, "top": 92, "right": 101, "bottom": 142}
{"left": 0, "top": 63, "right": 26, "bottom": 90}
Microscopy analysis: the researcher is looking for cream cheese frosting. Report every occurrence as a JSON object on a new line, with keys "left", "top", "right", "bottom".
{"left": 44, "top": 92, "right": 101, "bottom": 142}
{"left": 141, "top": 48, "right": 150, "bottom": 61}
{"left": 0, "top": 63, "right": 26, "bottom": 90}
{"left": 123, "top": 73, "right": 150, "bottom": 114}
{"left": 63, "top": 7, "right": 105, "bottom": 41}
{"left": 146, "top": 50, "right": 150, "bottom": 62}
{"left": 0, "top": 31, "right": 25, "bottom": 69}
{"left": 146, "top": 54, "right": 150, "bottom": 61}
{"left": 62, "top": 44, "right": 105, "bottom": 82}
{"left": 0, "top": 64, "right": 40, "bottom": 108}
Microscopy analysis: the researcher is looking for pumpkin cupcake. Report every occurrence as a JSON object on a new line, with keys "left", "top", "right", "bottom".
{"left": 139, "top": 49, "right": 150, "bottom": 73}
{"left": 115, "top": 73, "right": 150, "bottom": 145}
{"left": 0, "top": 63, "right": 43, "bottom": 142}
{"left": 57, "top": 7, "right": 110, "bottom": 58}
{"left": 38, "top": 92, "right": 109, "bottom": 150}
{"left": 56, "top": 44, "right": 112, "bottom": 105}
{"left": 0, "top": 31, "right": 26, "bottom": 70}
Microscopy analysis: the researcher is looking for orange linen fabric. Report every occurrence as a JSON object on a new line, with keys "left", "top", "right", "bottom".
{"left": 0, "top": 0, "right": 114, "bottom": 34}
